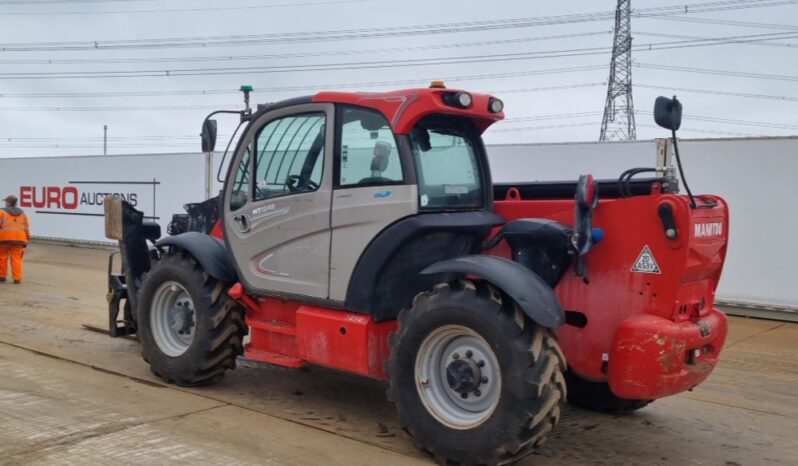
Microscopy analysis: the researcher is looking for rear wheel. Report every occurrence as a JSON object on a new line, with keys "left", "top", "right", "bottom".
{"left": 387, "top": 280, "right": 566, "bottom": 465}
{"left": 565, "top": 371, "right": 652, "bottom": 413}
{"left": 137, "top": 250, "right": 247, "bottom": 386}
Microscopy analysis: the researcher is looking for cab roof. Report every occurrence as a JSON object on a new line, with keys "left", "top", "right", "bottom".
{"left": 311, "top": 87, "right": 504, "bottom": 134}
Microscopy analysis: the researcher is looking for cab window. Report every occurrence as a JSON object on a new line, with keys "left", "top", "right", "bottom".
{"left": 253, "top": 113, "right": 325, "bottom": 201}
{"left": 410, "top": 116, "right": 484, "bottom": 210}
{"left": 337, "top": 106, "right": 403, "bottom": 187}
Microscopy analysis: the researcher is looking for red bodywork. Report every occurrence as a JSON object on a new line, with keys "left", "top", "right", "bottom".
{"left": 312, "top": 87, "right": 503, "bottom": 134}
{"left": 491, "top": 190, "right": 729, "bottom": 399}
{"left": 229, "top": 283, "right": 396, "bottom": 378}
{"left": 221, "top": 86, "right": 729, "bottom": 399}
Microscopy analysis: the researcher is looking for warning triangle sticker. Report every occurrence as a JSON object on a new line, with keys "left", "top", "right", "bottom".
{"left": 631, "top": 245, "right": 661, "bottom": 274}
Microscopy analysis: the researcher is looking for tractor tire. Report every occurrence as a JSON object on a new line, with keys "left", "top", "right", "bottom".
{"left": 387, "top": 280, "right": 566, "bottom": 466}
{"left": 136, "top": 249, "right": 247, "bottom": 386}
{"left": 564, "top": 371, "right": 652, "bottom": 414}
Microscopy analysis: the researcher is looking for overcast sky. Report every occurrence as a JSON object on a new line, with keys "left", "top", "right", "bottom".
{"left": 1, "top": 0, "right": 797, "bottom": 157}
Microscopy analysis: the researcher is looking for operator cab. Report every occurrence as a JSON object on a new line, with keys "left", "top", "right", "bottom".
{"left": 217, "top": 83, "right": 504, "bottom": 318}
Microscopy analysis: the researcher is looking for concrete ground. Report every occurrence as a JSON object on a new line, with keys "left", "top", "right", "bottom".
{"left": 0, "top": 242, "right": 796, "bottom": 465}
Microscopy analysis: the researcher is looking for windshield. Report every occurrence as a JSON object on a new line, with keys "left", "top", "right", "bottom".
{"left": 410, "top": 116, "right": 484, "bottom": 210}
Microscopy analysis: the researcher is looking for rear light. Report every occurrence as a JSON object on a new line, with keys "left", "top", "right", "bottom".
{"left": 488, "top": 98, "right": 504, "bottom": 113}
{"left": 442, "top": 91, "right": 472, "bottom": 108}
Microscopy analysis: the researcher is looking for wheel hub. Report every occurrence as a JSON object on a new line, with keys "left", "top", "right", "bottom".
{"left": 415, "top": 325, "right": 502, "bottom": 430}
{"left": 446, "top": 358, "right": 482, "bottom": 394}
{"left": 169, "top": 299, "right": 194, "bottom": 335}
{"left": 150, "top": 281, "right": 196, "bottom": 357}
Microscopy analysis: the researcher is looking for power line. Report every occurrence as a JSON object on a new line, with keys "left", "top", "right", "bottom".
{"left": 0, "top": 84, "right": 607, "bottom": 111}
{"left": 635, "top": 83, "right": 798, "bottom": 101}
{"left": 0, "top": 31, "right": 613, "bottom": 65}
{"left": 490, "top": 122, "right": 765, "bottom": 137}
{"left": 636, "top": 30, "right": 798, "bottom": 47}
{"left": 2, "top": 80, "right": 793, "bottom": 103}
{"left": 636, "top": 63, "right": 798, "bottom": 81}
{"left": 2, "top": 0, "right": 154, "bottom": 4}
{"left": 0, "top": 52, "right": 612, "bottom": 80}
{"left": 2, "top": 0, "right": 797, "bottom": 51}
{"left": 5, "top": 0, "right": 793, "bottom": 18}
{"left": 642, "top": 15, "right": 798, "bottom": 31}
{"left": 1, "top": 0, "right": 375, "bottom": 16}
{"left": 637, "top": 124, "right": 761, "bottom": 137}
{"left": 2, "top": 30, "right": 792, "bottom": 67}
{"left": 0, "top": 67, "right": 607, "bottom": 98}
{"left": 637, "top": 111, "right": 798, "bottom": 130}
{"left": 504, "top": 112, "right": 603, "bottom": 123}
{"left": 490, "top": 122, "right": 598, "bottom": 133}
{"left": 0, "top": 15, "right": 622, "bottom": 51}
{"left": 4, "top": 32, "right": 797, "bottom": 80}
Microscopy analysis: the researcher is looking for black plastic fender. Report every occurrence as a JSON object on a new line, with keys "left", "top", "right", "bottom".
{"left": 421, "top": 255, "right": 564, "bottom": 328}
{"left": 156, "top": 232, "right": 237, "bottom": 282}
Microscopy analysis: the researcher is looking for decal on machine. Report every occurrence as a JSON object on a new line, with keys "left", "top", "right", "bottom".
{"left": 694, "top": 222, "right": 723, "bottom": 238}
{"left": 256, "top": 252, "right": 290, "bottom": 277}
{"left": 251, "top": 203, "right": 289, "bottom": 221}
{"left": 631, "top": 245, "right": 661, "bottom": 274}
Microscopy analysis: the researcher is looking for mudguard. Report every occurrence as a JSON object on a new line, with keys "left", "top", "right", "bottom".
{"left": 422, "top": 255, "right": 564, "bottom": 328}
{"left": 156, "top": 232, "right": 237, "bottom": 282}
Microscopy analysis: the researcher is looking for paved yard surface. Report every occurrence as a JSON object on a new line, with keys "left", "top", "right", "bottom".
{"left": 0, "top": 242, "right": 796, "bottom": 465}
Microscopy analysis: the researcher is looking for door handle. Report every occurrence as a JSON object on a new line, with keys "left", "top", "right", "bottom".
{"left": 233, "top": 214, "right": 251, "bottom": 233}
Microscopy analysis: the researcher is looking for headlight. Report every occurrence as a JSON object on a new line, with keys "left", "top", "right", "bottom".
{"left": 488, "top": 98, "right": 504, "bottom": 113}
{"left": 456, "top": 92, "right": 472, "bottom": 107}
{"left": 442, "top": 91, "right": 472, "bottom": 108}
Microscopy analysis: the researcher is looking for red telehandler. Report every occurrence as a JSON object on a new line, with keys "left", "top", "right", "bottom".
{"left": 104, "top": 84, "right": 728, "bottom": 465}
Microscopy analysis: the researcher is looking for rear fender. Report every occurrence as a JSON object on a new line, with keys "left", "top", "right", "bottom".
{"left": 421, "top": 255, "right": 564, "bottom": 328}
{"left": 156, "top": 232, "right": 237, "bottom": 282}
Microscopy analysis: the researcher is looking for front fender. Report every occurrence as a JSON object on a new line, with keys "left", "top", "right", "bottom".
{"left": 422, "top": 255, "right": 564, "bottom": 328}
{"left": 156, "top": 232, "right": 237, "bottom": 282}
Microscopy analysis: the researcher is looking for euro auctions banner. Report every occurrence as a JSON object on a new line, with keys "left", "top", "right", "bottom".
{"left": 0, "top": 153, "right": 208, "bottom": 243}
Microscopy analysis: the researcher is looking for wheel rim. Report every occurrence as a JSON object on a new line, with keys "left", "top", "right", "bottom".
{"left": 150, "top": 281, "right": 196, "bottom": 357}
{"left": 415, "top": 325, "right": 502, "bottom": 430}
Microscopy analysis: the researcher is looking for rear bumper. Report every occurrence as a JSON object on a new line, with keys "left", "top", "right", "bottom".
{"left": 607, "top": 308, "right": 728, "bottom": 400}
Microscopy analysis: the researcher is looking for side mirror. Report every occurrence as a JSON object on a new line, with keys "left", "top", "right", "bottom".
{"left": 654, "top": 96, "right": 682, "bottom": 131}
{"left": 201, "top": 118, "right": 218, "bottom": 152}
{"left": 411, "top": 127, "right": 431, "bottom": 152}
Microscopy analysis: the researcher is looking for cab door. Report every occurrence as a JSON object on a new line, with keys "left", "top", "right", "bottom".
{"left": 223, "top": 104, "right": 334, "bottom": 299}
{"left": 328, "top": 105, "right": 418, "bottom": 301}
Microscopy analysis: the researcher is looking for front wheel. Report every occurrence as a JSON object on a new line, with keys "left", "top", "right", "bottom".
{"left": 387, "top": 281, "right": 566, "bottom": 465}
{"left": 136, "top": 249, "right": 247, "bottom": 386}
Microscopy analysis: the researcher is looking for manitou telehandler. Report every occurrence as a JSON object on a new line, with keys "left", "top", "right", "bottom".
{"left": 104, "top": 84, "right": 729, "bottom": 465}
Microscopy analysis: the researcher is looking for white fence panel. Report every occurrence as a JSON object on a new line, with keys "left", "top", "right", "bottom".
{"left": 0, "top": 153, "right": 207, "bottom": 243}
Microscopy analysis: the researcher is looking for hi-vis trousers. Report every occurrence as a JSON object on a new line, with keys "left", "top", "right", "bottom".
{"left": 0, "top": 244, "right": 24, "bottom": 282}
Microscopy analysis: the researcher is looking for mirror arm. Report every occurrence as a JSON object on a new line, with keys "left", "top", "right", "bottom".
{"left": 203, "top": 109, "right": 245, "bottom": 124}
{"left": 671, "top": 129, "right": 697, "bottom": 208}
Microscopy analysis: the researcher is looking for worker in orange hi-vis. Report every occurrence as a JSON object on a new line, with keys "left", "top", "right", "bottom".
{"left": 0, "top": 194, "right": 30, "bottom": 284}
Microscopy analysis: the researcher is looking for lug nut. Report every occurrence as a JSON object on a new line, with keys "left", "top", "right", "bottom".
{"left": 466, "top": 350, "right": 473, "bottom": 358}
{"left": 474, "top": 389, "right": 481, "bottom": 397}
{"left": 477, "top": 360, "right": 485, "bottom": 367}
{"left": 481, "top": 376, "right": 489, "bottom": 384}
{"left": 452, "top": 353, "right": 460, "bottom": 360}
{"left": 460, "top": 392, "right": 468, "bottom": 399}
